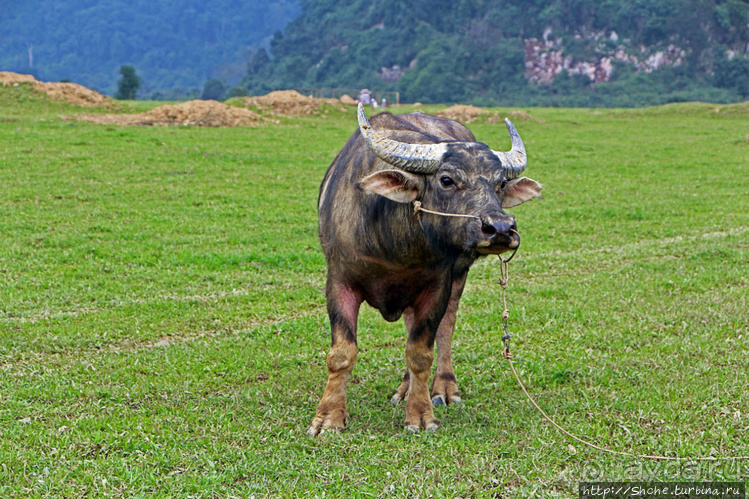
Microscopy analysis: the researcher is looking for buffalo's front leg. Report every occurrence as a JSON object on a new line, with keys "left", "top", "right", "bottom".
{"left": 430, "top": 273, "right": 466, "bottom": 406}
{"left": 404, "top": 336, "right": 438, "bottom": 432}
{"left": 401, "top": 283, "right": 453, "bottom": 432}
{"left": 392, "top": 273, "right": 467, "bottom": 407}
{"left": 308, "top": 281, "right": 361, "bottom": 436}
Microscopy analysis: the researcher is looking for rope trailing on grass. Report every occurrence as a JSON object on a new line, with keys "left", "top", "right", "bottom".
{"left": 498, "top": 255, "right": 749, "bottom": 462}
{"left": 408, "top": 198, "right": 748, "bottom": 461}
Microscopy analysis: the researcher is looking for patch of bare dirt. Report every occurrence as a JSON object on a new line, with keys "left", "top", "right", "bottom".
{"left": 487, "top": 110, "right": 546, "bottom": 124}
{"left": 1, "top": 71, "right": 115, "bottom": 108}
{"left": 241, "top": 90, "right": 344, "bottom": 116}
{"left": 339, "top": 94, "right": 356, "bottom": 106}
{"left": 436, "top": 104, "right": 488, "bottom": 123}
{"left": 35, "top": 81, "right": 113, "bottom": 107}
{"left": 438, "top": 104, "right": 546, "bottom": 125}
{"left": 509, "top": 110, "right": 545, "bottom": 122}
{"left": 0, "top": 71, "right": 37, "bottom": 84}
{"left": 73, "top": 100, "right": 267, "bottom": 127}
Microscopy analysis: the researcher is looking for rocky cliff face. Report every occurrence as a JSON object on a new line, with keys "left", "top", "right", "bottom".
{"left": 524, "top": 29, "right": 691, "bottom": 84}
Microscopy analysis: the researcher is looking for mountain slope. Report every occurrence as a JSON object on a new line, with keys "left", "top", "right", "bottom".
{"left": 240, "top": 0, "right": 749, "bottom": 106}
{"left": 0, "top": 0, "right": 299, "bottom": 96}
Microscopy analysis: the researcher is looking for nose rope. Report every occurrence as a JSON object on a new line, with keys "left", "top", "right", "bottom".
{"left": 412, "top": 200, "right": 480, "bottom": 220}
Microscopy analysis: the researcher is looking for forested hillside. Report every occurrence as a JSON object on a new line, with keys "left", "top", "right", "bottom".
{"left": 240, "top": 0, "right": 749, "bottom": 106}
{"left": 0, "top": 0, "right": 299, "bottom": 97}
{"left": 2, "top": 0, "right": 746, "bottom": 105}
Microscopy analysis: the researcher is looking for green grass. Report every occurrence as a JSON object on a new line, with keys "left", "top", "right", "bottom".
{"left": 1, "top": 87, "right": 748, "bottom": 497}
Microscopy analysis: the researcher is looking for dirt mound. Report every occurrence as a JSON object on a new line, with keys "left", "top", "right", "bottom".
{"left": 487, "top": 110, "right": 546, "bottom": 124}
{"left": 1, "top": 71, "right": 114, "bottom": 108}
{"left": 437, "top": 104, "right": 545, "bottom": 125}
{"left": 0, "top": 71, "right": 37, "bottom": 84}
{"left": 436, "top": 105, "right": 488, "bottom": 123}
{"left": 340, "top": 94, "right": 356, "bottom": 106}
{"left": 74, "top": 100, "right": 266, "bottom": 127}
{"left": 509, "top": 110, "right": 545, "bottom": 122}
{"left": 241, "top": 90, "right": 344, "bottom": 116}
{"left": 34, "top": 81, "right": 113, "bottom": 107}
{"left": 142, "top": 100, "right": 265, "bottom": 126}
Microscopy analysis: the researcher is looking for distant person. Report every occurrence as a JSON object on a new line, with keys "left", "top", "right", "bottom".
{"left": 381, "top": 98, "right": 387, "bottom": 108}
{"left": 358, "top": 89, "right": 372, "bottom": 105}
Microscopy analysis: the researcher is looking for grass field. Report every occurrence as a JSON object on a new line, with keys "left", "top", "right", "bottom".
{"left": 1, "top": 85, "right": 748, "bottom": 498}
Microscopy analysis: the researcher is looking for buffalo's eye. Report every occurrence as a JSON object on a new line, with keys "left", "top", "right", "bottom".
{"left": 440, "top": 175, "right": 455, "bottom": 188}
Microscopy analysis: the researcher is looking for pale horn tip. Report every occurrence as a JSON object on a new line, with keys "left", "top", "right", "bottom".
{"left": 357, "top": 103, "right": 370, "bottom": 130}
{"left": 492, "top": 118, "right": 527, "bottom": 178}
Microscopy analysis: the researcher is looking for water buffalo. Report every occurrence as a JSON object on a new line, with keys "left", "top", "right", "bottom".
{"left": 309, "top": 104, "right": 541, "bottom": 434}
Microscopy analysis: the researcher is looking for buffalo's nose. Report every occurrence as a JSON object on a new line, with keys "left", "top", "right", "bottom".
{"left": 481, "top": 217, "right": 516, "bottom": 237}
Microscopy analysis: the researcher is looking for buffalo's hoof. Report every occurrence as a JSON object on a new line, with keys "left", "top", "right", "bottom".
{"left": 308, "top": 424, "right": 345, "bottom": 437}
{"left": 431, "top": 393, "right": 461, "bottom": 406}
{"left": 308, "top": 411, "right": 348, "bottom": 437}
{"left": 405, "top": 422, "right": 439, "bottom": 433}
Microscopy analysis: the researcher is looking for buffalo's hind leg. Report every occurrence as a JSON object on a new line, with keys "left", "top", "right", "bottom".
{"left": 390, "top": 371, "right": 410, "bottom": 404}
{"left": 308, "top": 280, "right": 362, "bottom": 436}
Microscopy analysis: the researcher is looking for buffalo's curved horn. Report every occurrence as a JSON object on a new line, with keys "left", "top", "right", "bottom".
{"left": 357, "top": 103, "right": 448, "bottom": 174}
{"left": 492, "top": 118, "right": 527, "bottom": 179}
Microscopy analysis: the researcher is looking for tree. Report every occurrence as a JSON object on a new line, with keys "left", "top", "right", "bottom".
{"left": 201, "top": 78, "right": 227, "bottom": 100}
{"left": 115, "top": 65, "right": 141, "bottom": 100}
{"left": 714, "top": 56, "right": 749, "bottom": 98}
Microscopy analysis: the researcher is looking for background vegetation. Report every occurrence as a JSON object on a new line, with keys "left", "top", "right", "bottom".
{"left": 113, "top": 65, "right": 141, "bottom": 101}
{"left": 0, "top": 84, "right": 747, "bottom": 497}
{"left": 0, "top": 0, "right": 299, "bottom": 98}
{"left": 3, "top": 0, "right": 748, "bottom": 106}
{"left": 241, "top": 0, "right": 749, "bottom": 106}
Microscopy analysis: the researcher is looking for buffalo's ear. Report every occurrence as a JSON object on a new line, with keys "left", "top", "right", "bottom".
{"left": 358, "top": 169, "right": 423, "bottom": 203}
{"left": 502, "top": 177, "right": 542, "bottom": 208}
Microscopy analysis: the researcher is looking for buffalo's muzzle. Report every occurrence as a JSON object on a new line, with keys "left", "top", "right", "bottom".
{"left": 477, "top": 216, "right": 519, "bottom": 254}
